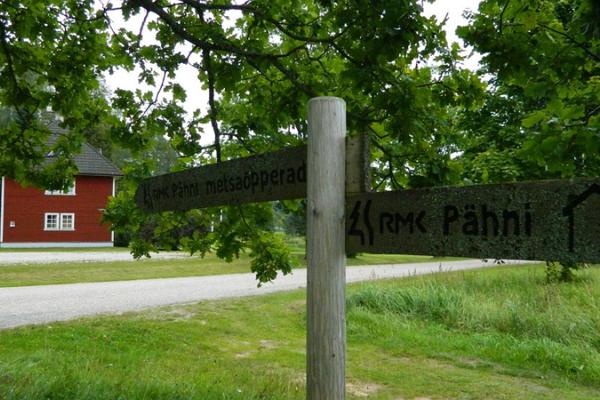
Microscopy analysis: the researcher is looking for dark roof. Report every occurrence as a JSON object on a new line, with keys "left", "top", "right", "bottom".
{"left": 72, "top": 141, "right": 123, "bottom": 177}
{"left": 46, "top": 122, "right": 122, "bottom": 177}
{"left": 45, "top": 118, "right": 69, "bottom": 135}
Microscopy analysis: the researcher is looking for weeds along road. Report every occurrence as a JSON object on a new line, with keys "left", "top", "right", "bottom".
{"left": 0, "top": 260, "right": 530, "bottom": 329}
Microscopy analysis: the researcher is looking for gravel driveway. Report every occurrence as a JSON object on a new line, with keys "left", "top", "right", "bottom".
{"left": 0, "top": 259, "right": 530, "bottom": 329}
{"left": 0, "top": 251, "right": 188, "bottom": 265}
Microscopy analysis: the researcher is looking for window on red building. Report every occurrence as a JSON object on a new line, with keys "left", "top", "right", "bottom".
{"left": 44, "top": 213, "right": 75, "bottom": 231}
{"left": 61, "top": 213, "right": 75, "bottom": 230}
{"left": 44, "top": 213, "right": 59, "bottom": 230}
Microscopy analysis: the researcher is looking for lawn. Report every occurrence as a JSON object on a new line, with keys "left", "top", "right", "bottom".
{"left": 0, "top": 255, "right": 255, "bottom": 287}
{"left": 0, "top": 245, "right": 456, "bottom": 287}
{"left": 1, "top": 264, "right": 599, "bottom": 399}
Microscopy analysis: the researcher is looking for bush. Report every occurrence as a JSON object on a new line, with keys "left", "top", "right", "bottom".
{"left": 113, "top": 231, "right": 131, "bottom": 247}
{"left": 545, "top": 261, "right": 588, "bottom": 283}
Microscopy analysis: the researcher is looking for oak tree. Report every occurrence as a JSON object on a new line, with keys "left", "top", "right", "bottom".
{"left": 1, "top": 0, "right": 481, "bottom": 281}
{"left": 458, "top": 0, "right": 599, "bottom": 280}
{"left": 458, "top": 0, "right": 600, "bottom": 180}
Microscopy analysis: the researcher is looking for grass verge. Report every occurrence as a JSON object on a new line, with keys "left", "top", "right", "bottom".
{"left": 0, "top": 248, "right": 456, "bottom": 288}
{"left": 0, "top": 255, "right": 251, "bottom": 287}
{"left": 1, "top": 264, "right": 599, "bottom": 399}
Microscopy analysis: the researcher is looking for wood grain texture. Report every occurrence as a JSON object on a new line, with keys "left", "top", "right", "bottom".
{"left": 306, "top": 97, "right": 346, "bottom": 400}
{"left": 346, "top": 178, "right": 600, "bottom": 263}
{"left": 135, "top": 146, "right": 307, "bottom": 212}
{"left": 135, "top": 138, "right": 369, "bottom": 213}
{"left": 345, "top": 134, "right": 370, "bottom": 194}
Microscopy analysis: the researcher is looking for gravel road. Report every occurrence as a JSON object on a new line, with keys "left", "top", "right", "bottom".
{"left": 0, "top": 259, "right": 529, "bottom": 329}
{"left": 0, "top": 251, "right": 187, "bottom": 265}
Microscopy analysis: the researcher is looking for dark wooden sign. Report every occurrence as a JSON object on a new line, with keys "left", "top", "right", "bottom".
{"left": 346, "top": 179, "right": 600, "bottom": 263}
{"left": 135, "top": 146, "right": 307, "bottom": 212}
{"left": 135, "top": 136, "right": 369, "bottom": 212}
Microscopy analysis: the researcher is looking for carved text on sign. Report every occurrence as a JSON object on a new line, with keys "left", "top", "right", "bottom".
{"left": 136, "top": 146, "right": 307, "bottom": 212}
{"left": 346, "top": 179, "right": 600, "bottom": 263}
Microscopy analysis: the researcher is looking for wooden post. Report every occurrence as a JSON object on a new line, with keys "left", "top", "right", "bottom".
{"left": 307, "top": 97, "right": 346, "bottom": 399}
{"left": 345, "top": 134, "right": 371, "bottom": 195}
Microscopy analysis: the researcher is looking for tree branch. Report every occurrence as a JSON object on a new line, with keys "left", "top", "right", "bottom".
{"left": 137, "top": 10, "right": 150, "bottom": 45}
{"left": 140, "top": 69, "right": 167, "bottom": 118}
{"left": 179, "top": 0, "right": 348, "bottom": 44}
{"left": 537, "top": 23, "right": 600, "bottom": 62}
{"left": 498, "top": 0, "right": 510, "bottom": 33}
{"left": 269, "top": 58, "right": 317, "bottom": 97}
{"left": 203, "top": 49, "right": 222, "bottom": 163}
{"left": 178, "top": 0, "right": 253, "bottom": 13}
{"left": 0, "top": 23, "right": 28, "bottom": 120}
{"left": 132, "top": 0, "right": 305, "bottom": 60}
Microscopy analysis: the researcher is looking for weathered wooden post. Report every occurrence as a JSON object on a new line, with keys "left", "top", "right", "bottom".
{"left": 307, "top": 97, "right": 346, "bottom": 399}
{"left": 134, "top": 92, "right": 600, "bottom": 399}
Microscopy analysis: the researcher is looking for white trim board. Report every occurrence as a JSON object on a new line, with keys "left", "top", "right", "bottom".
{"left": 0, "top": 176, "right": 4, "bottom": 243}
{"left": 111, "top": 176, "right": 116, "bottom": 245}
{"left": 0, "top": 242, "right": 114, "bottom": 248}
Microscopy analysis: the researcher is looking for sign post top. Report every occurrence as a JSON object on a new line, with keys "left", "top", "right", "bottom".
{"left": 308, "top": 96, "right": 346, "bottom": 105}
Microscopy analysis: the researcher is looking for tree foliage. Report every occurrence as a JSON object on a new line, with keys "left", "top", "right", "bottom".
{"left": 3, "top": 1, "right": 597, "bottom": 282}
{"left": 458, "top": 0, "right": 599, "bottom": 281}
{"left": 458, "top": 0, "right": 600, "bottom": 180}
{"left": 0, "top": 0, "right": 120, "bottom": 190}
{"left": 1, "top": 0, "right": 484, "bottom": 281}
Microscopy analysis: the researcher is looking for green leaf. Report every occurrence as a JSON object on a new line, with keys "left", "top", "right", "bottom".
{"left": 540, "top": 136, "right": 560, "bottom": 154}
{"left": 522, "top": 111, "right": 546, "bottom": 128}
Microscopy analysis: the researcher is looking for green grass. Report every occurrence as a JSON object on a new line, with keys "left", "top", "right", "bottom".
{"left": 285, "top": 235, "right": 460, "bottom": 266}
{"left": 0, "top": 241, "right": 457, "bottom": 288}
{"left": 348, "top": 266, "right": 600, "bottom": 389}
{"left": 0, "top": 255, "right": 252, "bottom": 287}
{"left": 1, "top": 264, "right": 600, "bottom": 399}
{"left": 346, "top": 253, "right": 461, "bottom": 266}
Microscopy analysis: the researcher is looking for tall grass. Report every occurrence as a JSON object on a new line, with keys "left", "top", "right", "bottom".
{"left": 347, "top": 266, "right": 600, "bottom": 385}
{"left": 2, "top": 264, "right": 600, "bottom": 399}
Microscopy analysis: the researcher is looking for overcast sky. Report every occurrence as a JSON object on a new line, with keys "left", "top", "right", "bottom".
{"left": 424, "top": 0, "right": 480, "bottom": 46}
{"left": 104, "top": 0, "right": 481, "bottom": 134}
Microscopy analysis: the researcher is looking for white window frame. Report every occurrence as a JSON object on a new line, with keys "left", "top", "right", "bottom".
{"left": 44, "top": 213, "right": 60, "bottom": 231}
{"left": 45, "top": 180, "right": 76, "bottom": 196}
{"left": 60, "top": 213, "right": 75, "bottom": 231}
{"left": 44, "top": 212, "right": 75, "bottom": 231}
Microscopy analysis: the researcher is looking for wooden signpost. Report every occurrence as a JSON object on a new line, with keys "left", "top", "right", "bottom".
{"left": 306, "top": 97, "right": 346, "bottom": 399}
{"left": 135, "top": 145, "right": 307, "bottom": 212}
{"left": 136, "top": 98, "right": 349, "bottom": 400}
{"left": 135, "top": 96, "right": 600, "bottom": 400}
{"left": 346, "top": 179, "right": 600, "bottom": 264}
{"left": 135, "top": 136, "right": 369, "bottom": 212}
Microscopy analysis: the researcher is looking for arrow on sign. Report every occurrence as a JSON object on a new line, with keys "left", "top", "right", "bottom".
{"left": 562, "top": 183, "right": 600, "bottom": 253}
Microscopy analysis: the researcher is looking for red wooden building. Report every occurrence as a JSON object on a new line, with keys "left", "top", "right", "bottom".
{"left": 0, "top": 137, "right": 122, "bottom": 248}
